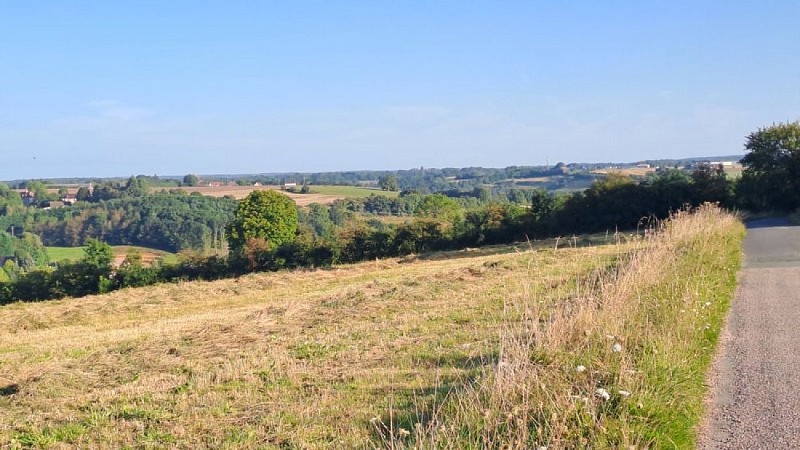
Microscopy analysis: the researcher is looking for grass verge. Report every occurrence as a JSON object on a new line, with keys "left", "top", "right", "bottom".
{"left": 386, "top": 204, "right": 744, "bottom": 448}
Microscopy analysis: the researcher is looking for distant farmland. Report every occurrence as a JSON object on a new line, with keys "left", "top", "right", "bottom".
{"left": 160, "top": 185, "right": 392, "bottom": 205}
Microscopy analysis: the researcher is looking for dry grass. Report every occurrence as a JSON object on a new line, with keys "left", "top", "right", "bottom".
{"left": 0, "top": 206, "right": 742, "bottom": 448}
{"left": 394, "top": 204, "right": 744, "bottom": 448}
{"left": 163, "top": 185, "right": 354, "bottom": 205}
{"left": 0, "top": 237, "right": 628, "bottom": 448}
{"left": 592, "top": 167, "right": 657, "bottom": 177}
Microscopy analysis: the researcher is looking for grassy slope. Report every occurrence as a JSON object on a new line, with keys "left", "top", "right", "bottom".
{"left": 1, "top": 207, "right": 743, "bottom": 448}
{"left": 1, "top": 241, "right": 624, "bottom": 448}
{"left": 406, "top": 205, "right": 744, "bottom": 448}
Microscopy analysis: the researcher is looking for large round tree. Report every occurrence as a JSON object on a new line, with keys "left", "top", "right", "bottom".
{"left": 226, "top": 190, "right": 298, "bottom": 253}
{"left": 739, "top": 121, "right": 800, "bottom": 211}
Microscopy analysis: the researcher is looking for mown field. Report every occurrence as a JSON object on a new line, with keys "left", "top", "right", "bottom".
{"left": 164, "top": 185, "right": 392, "bottom": 205}
{"left": 1, "top": 206, "right": 743, "bottom": 448}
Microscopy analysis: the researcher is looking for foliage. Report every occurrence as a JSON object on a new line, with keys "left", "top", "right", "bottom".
{"left": 738, "top": 121, "right": 800, "bottom": 211}
{"left": 415, "top": 194, "right": 462, "bottom": 222}
{"left": 15, "top": 191, "right": 235, "bottom": 253}
{"left": 183, "top": 174, "right": 200, "bottom": 187}
{"left": 0, "top": 184, "right": 23, "bottom": 215}
{"left": 378, "top": 174, "right": 399, "bottom": 191}
{"left": 226, "top": 190, "right": 299, "bottom": 253}
{"left": 83, "top": 239, "right": 113, "bottom": 268}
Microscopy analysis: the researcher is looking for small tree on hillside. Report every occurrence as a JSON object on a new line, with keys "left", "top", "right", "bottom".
{"left": 415, "top": 194, "right": 462, "bottom": 223}
{"left": 378, "top": 175, "right": 399, "bottom": 192}
{"left": 226, "top": 190, "right": 298, "bottom": 253}
{"left": 83, "top": 239, "right": 113, "bottom": 269}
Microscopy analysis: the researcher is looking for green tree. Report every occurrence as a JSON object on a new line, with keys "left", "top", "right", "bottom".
{"left": 0, "top": 183, "right": 23, "bottom": 215}
{"left": 83, "top": 239, "right": 113, "bottom": 268}
{"left": 226, "top": 190, "right": 298, "bottom": 253}
{"left": 183, "top": 174, "right": 200, "bottom": 187}
{"left": 738, "top": 121, "right": 800, "bottom": 211}
{"left": 415, "top": 194, "right": 462, "bottom": 223}
{"left": 378, "top": 175, "right": 399, "bottom": 191}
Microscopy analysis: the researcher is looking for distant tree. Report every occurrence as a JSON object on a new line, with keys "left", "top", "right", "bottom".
{"left": 14, "top": 232, "right": 49, "bottom": 269}
{"left": 738, "top": 121, "right": 800, "bottom": 211}
{"left": 300, "top": 184, "right": 311, "bottom": 194}
{"left": 0, "top": 184, "right": 23, "bottom": 214}
{"left": 378, "top": 175, "right": 399, "bottom": 192}
{"left": 226, "top": 190, "right": 298, "bottom": 253}
{"left": 0, "top": 232, "right": 15, "bottom": 258}
{"left": 27, "top": 181, "right": 49, "bottom": 200}
{"left": 123, "top": 176, "right": 149, "bottom": 197}
{"left": 83, "top": 239, "right": 113, "bottom": 269}
{"left": 690, "top": 164, "right": 733, "bottom": 207}
{"left": 76, "top": 186, "right": 92, "bottom": 202}
{"left": 473, "top": 186, "right": 492, "bottom": 202}
{"left": 183, "top": 174, "right": 200, "bottom": 187}
{"left": 415, "top": 194, "right": 462, "bottom": 223}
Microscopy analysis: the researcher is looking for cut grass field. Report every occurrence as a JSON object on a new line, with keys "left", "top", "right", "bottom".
{"left": 1, "top": 206, "right": 743, "bottom": 448}
{"left": 163, "top": 184, "right": 395, "bottom": 205}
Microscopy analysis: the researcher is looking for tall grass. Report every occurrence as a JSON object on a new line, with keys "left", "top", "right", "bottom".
{"left": 381, "top": 204, "right": 744, "bottom": 448}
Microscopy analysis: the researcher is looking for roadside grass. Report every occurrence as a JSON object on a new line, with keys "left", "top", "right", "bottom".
{"left": 392, "top": 204, "right": 744, "bottom": 448}
{"left": 1, "top": 206, "right": 742, "bottom": 448}
{"left": 1, "top": 235, "right": 626, "bottom": 448}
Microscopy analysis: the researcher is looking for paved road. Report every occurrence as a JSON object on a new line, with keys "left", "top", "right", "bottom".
{"left": 702, "top": 218, "right": 800, "bottom": 449}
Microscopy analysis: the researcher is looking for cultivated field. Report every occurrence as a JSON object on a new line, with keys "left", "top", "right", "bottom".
{"left": 0, "top": 206, "right": 743, "bottom": 448}
{"left": 592, "top": 167, "right": 657, "bottom": 177}
{"left": 163, "top": 185, "right": 390, "bottom": 205}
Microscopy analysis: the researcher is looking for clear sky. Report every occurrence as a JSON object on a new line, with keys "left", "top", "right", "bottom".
{"left": 2, "top": 1, "right": 799, "bottom": 179}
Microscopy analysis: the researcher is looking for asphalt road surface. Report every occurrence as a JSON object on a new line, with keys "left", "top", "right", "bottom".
{"left": 702, "top": 218, "right": 800, "bottom": 449}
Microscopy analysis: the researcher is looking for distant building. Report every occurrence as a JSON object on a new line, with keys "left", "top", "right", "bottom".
{"left": 16, "top": 190, "right": 36, "bottom": 206}
{"left": 44, "top": 201, "right": 65, "bottom": 209}
{"left": 207, "top": 181, "right": 224, "bottom": 187}
{"left": 636, "top": 163, "right": 651, "bottom": 169}
{"left": 61, "top": 194, "right": 78, "bottom": 205}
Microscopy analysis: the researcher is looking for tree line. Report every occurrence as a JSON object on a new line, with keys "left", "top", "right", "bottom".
{"left": 1, "top": 121, "right": 798, "bottom": 304}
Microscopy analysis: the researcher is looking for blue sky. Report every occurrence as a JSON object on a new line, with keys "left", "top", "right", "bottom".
{"left": 2, "top": 1, "right": 799, "bottom": 179}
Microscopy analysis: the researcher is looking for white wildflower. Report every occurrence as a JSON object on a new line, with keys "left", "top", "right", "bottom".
{"left": 705, "top": 302, "right": 711, "bottom": 307}
{"left": 576, "top": 365, "right": 587, "bottom": 373}
{"left": 612, "top": 343, "right": 623, "bottom": 353}
{"left": 605, "top": 334, "right": 615, "bottom": 340}
{"left": 398, "top": 428, "right": 410, "bottom": 437}
{"left": 595, "top": 388, "right": 610, "bottom": 401}
{"left": 618, "top": 390, "right": 631, "bottom": 397}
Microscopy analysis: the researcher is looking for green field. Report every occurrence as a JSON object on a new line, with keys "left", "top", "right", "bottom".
{"left": 45, "top": 246, "right": 87, "bottom": 262}
{"left": 46, "top": 245, "right": 178, "bottom": 265}
{"left": 309, "top": 185, "right": 400, "bottom": 198}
